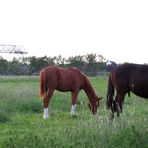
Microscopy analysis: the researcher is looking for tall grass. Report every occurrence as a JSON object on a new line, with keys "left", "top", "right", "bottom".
{"left": 0, "top": 76, "right": 147, "bottom": 148}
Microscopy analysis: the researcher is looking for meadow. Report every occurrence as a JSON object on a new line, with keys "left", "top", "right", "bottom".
{"left": 0, "top": 75, "right": 147, "bottom": 148}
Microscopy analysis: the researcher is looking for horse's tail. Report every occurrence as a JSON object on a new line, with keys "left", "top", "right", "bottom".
{"left": 106, "top": 72, "right": 115, "bottom": 110}
{"left": 40, "top": 69, "right": 47, "bottom": 97}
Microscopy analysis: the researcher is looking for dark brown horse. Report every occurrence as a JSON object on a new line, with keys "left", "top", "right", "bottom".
{"left": 106, "top": 63, "right": 148, "bottom": 121}
{"left": 40, "top": 66, "right": 102, "bottom": 119}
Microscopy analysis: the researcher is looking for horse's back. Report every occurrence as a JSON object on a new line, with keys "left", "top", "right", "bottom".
{"left": 58, "top": 67, "right": 86, "bottom": 90}
{"left": 129, "top": 64, "right": 148, "bottom": 98}
{"left": 40, "top": 66, "right": 86, "bottom": 91}
{"left": 111, "top": 63, "right": 148, "bottom": 98}
{"left": 110, "top": 64, "right": 131, "bottom": 93}
{"left": 40, "top": 66, "right": 61, "bottom": 88}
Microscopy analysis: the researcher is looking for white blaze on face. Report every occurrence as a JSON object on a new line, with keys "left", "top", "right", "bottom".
{"left": 70, "top": 104, "right": 77, "bottom": 115}
{"left": 43, "top": 108, "right": 49, "bottom": 119}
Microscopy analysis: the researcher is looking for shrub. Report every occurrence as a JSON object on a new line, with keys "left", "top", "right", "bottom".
{"left": 0, "top": 111, "right": 9, "bottom": 123}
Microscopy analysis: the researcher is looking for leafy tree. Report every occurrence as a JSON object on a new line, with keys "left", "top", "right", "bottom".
{"left": 28, "top": 56, "right": 55, "bottom": 74}
{"left": 0, "top": 56, "right": 9, "bottom": 75}
{"left": 8, "top": 58, "right": 20, "bottom": 75}
{"left": 106, "top": 61, "right": 118, "bottom": 71}
{"left": 67, "top": 55, "right": 85, "bottom": 71}
{"left": 54, "top": 55, "right": 66, "bottom": 66}
{"left": 84, "top": 54, "right": 98, "bottom": 76}
{"left": 0, "top": 53, "right": 108, "bottom": 76}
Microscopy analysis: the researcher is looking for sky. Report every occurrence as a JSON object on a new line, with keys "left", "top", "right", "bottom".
{"left": 0, "top": 0, "right": 148, "bottom": 64}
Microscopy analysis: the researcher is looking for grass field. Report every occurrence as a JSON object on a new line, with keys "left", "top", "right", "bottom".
{"left": 0, "top": 75, "right": 147, "bottom": 148}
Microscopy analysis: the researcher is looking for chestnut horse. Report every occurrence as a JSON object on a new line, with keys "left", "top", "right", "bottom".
{"left": 40, "top": 66, "right": 102, "bottom": 119}
{"left": 106, "top": 63, "right": 148, "bottom": 121}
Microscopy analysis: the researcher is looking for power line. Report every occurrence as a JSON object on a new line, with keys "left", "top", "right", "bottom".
{"left": 0, "top": 44, "right": 28, "bottom": 54}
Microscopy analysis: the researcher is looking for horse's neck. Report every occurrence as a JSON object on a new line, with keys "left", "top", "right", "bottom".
{"left": 83, "top": 78, "right": 96, "bottom": 100}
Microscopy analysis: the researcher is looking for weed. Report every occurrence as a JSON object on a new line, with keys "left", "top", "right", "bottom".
{"left": 0, "top": 111, "right": 9, "bottom": 123}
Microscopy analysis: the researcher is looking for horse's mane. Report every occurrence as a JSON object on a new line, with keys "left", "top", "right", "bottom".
{"left": 84, "top": 76, "right": 96, "bottom": 99}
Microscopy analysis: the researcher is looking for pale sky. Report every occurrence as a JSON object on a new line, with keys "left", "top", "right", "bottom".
{"left": 0, "top": 0, "right": 148, "bottom": 64}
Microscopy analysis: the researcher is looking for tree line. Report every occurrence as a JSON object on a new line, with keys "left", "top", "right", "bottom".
{"left": 0, "top": 53, "right": 117, "bottom": 76}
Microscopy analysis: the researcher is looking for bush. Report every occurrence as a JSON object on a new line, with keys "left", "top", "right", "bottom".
{"left": 0, "top": 111, "right": 9, "bottom": 123}
{"left": 19, "top": 99, "right": 42, "bottom": 113}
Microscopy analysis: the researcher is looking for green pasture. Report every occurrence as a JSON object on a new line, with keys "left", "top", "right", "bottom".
{"left": 0, "top": 76, "right": 147, "bottom": 148}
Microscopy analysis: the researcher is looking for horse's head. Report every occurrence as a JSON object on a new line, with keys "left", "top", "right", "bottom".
{"left": 88, "top": 96, "right": 102, "bottom": 114}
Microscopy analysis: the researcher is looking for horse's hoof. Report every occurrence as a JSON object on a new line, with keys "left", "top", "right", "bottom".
{"left": 71, "top": 114, "right": 77, "bottom": 118}
{"left": 107, "top": 114, "right": 114, "bottom": 124}
{"left": 43, "top": 115, "right": 49, "bottom": 119}
{"left": 108, "top": 118, "right": 113, "bottom": 124}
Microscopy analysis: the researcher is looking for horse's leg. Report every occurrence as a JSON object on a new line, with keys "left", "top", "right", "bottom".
{"left": 70, "top": 90, "right": 79, "bottom": 116}
{"left": 108, "top": 99, "right": 116, "bottom": 123}
{"left": 108, "top": 111, "right": 114, "bottom": 124}
{"left": 43, "top": 88, "right": 54, "bottom": 119}
{"left": 115, "top": 93, "right": 125, "bottom": 117}
{"left": 115, "top": 94, "right": 120, "bottom": 117}
{"left": 115, "top": 93, "right": 126, "bottom": 127}
{"left": 108, "top": 101, "right": 116, "bottom": 123}
{"left": 119, "top": 93, "right": 126, "bottom": 127}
